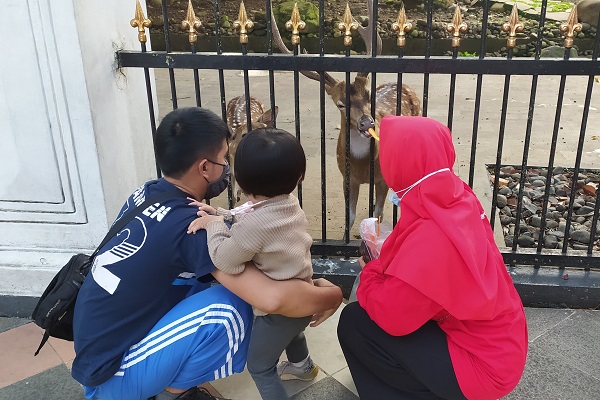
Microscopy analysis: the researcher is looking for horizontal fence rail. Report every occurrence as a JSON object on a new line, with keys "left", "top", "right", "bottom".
{"left": 118, "top": 53, "right": 600, "bottom": 75}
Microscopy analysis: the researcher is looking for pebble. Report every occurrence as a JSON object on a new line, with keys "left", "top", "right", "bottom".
{"left": 496, "top": 194, "right": 508, "bottom": 208}
{"left": 571, "top": 230, "right": 591, "bottom": 244}
{"left": 544, "top": 234, "right": 559, "bottom": 249}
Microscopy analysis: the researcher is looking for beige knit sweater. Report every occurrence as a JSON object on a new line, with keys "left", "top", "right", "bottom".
{"left": 205, "top": 194, "right": 313, "bottom": 314}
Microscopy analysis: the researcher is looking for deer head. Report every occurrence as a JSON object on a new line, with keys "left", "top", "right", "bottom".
{"left": 226, "top": 95, "right": 278, "bottom": 201}
{"left": 270, "top": 1, "right": 384, "bottom": 145}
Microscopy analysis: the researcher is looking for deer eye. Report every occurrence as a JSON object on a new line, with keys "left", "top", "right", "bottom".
{"left": 336, "top": 101, "right": 345, "bottom": 109}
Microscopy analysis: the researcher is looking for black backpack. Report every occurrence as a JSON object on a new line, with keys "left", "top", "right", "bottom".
{"left": 31, "top": 190, "right": 177, "bottom": 356}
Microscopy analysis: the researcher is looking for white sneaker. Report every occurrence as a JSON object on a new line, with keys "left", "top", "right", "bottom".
{"left": 276, "top": 359, "right": 319, "bottom": 381}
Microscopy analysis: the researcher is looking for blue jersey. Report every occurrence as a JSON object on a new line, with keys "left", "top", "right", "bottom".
{"left": 72, "top": 178, "right": 216, "bottom": 387}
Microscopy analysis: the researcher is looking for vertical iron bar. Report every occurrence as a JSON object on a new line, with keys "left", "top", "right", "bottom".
{"left": 294, "top": 45, "right": 303, "bottom": 206}
{"left": 344, "top": 47, "right": 351, "bottom": 243}
{"left": 242, "top": 43, "right": 252, "bottom": 133}
{"left": 536, "top": 48, "right": 571, "bottom": 256}
{"left": 319, "top": 0, "right": 327, "bottom": 242}
{"left": 141, "top": 41, "right": 161, "bottom": 178}
{"left": 510, "top": 0, "right": 547, "bottom": 254}
{"left": 447, "top": 47, "right": 458, "bottom": 130}
{"left": 392, "top": 45, "right": 404, "bottom": 227}
{"left": 266, "top": 0, "right": 277, "bottom": 127}
{"left": 586, "top": 14, "right": 600, "bottom": 258}
{"left": 368, "top": 0, "right": 379, "bottom": 218}
{"left": 563, "top": 65, "right": 598, "bottom": 254}
{"left": 161, "top": 0, "right": 178, "bottom": 109}
{"left": 213, "top": 0, "right": 232, "bottom": 207}
{"left": 191, "top": 43, "right": 202, "bottom": 107}
{"left": 489, "top": 47, "right": 513, "bottom": 230}
{"left": 422, "top": 0, "right": 434, "bottom": 116}
{"left": 467, "top": 0, "right": 489, "bottom": 188}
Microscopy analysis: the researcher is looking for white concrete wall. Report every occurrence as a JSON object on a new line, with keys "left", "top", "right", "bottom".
{"left": 0, "top": 0, "right": 157, "bottom": 298}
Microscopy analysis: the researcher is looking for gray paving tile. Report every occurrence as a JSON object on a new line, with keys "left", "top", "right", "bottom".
{"left": 0, "top": 317, "right": 29, "bottom": 333}
{"left": 529, "top": 310, "right": 600, "bottom": 379}
{"left": 524, "top": 308, "right": 575, "bottom": 341}
{"left": 291, "top": 377, "right": 358, "bottom": 400}
{"left": 504, "top": 340, "right": 600, "bottom": 400}
{"left": 0, "top": 365, "right": 85, "bottom": 400}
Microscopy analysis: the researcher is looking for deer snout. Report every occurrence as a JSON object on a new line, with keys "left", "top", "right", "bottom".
{"left": 358, "top": 114, "right": 376, "bottom": 139}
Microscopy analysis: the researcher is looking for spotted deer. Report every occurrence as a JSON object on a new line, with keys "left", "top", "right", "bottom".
{"left": 226, "top": 95, "right": 278, "bottom": 202}
{"left": 271, "top": 1, "right": 422, "bottom": 232}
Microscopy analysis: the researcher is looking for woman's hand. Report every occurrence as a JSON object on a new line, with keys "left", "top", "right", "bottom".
{"left": 187, "top": 211, "right": 224, "bottom": 234}
{"left": 357, "top": 256, "right": 367, "bottom": 269}
{"left": 187, "top": 197, "right": 217, "bottom": 215}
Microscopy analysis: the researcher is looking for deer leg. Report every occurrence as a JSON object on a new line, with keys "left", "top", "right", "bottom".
{"left": 374, "top": 180, "right": 389, "bottom": 221}
{"left": 347, "top": 179, "right": 360, "bottom": 233}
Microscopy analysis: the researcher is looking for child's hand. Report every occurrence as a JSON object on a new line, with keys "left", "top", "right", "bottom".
{"left": 310, "top": 307, "right": 338, "bottom": 327}
{"left": 187, "top": 197, "right": 217, "bottom": 215}
{"left": 187, "top": 211, "right": 224, "bottom": 234}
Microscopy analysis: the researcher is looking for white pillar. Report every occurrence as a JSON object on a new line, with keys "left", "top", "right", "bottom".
{"left": 0, "top": 0, "right": 157, "bottom": 308}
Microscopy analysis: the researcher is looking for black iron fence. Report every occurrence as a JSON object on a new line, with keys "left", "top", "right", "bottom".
{"left": 120, "top": 0, "right": 600, "bottom": 307}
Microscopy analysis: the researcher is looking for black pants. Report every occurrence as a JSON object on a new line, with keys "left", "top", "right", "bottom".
{"left": 337, "top": 302, "right": 467, "bottom": 400}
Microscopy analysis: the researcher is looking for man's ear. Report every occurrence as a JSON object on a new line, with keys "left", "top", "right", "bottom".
{"left": 197, "top": 159, "right": 209, "bottom": 176}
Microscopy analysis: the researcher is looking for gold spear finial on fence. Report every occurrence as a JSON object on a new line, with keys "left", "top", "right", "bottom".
{"left": 286, "top": 3, "right": 306, "bottom": 46}
{"left": 560, "top": 6, "right": 582, "bottom": 49}
{"left": 234, "top": 1, "right": 254, "bottom": 44}
{"left": 130, "top": 0, "right": 152, "bottom": 43}
{"left": 391, "top": 5, "right": 412, "bottom": 48}
{"left": 447, "top": 6, "right": 467, "bottom": 48}
{"left": 181, "top": 0, "right": 202, "bottom": 44}
{"left": 338, "top": 3, "right": 359, "bottom": 47}
{"left": 502, "top": 4, "right": 524, "bottom": 48}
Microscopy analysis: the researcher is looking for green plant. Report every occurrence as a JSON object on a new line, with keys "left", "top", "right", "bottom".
{"left": 458, "top": 51, "right": 477, "bottom": 57}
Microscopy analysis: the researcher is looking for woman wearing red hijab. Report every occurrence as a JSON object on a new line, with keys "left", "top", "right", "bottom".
{"left": 337, "top": 116, "right": 528, "bottom": 400}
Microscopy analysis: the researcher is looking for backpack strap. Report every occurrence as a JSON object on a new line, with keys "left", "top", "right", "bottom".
{"left": 34, "top": 331, "right": 51, "bottom": 357}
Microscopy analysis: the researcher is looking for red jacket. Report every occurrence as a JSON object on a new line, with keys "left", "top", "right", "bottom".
{"left": 358, "top": 116, "right": 528, "bottom": 400}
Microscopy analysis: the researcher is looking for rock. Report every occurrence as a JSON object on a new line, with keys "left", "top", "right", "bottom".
{"left": 497, "top": 194, "right": 508, "bottom": 208}
{"left": 500, "top": 215, "right": 512, "bottom": 226}
{"left": 544, "top": 234, "right": 559, "bottom": 249}
{"left": 573, "top": 244, "right": 589, "bottom": 251}
{"left": 558, "top": 221, "right": 567, "bottom": 232}
{"left": 505, "top": 235, "right": 514, "bottom": 247}
{"left": 490, "top": 3, "right": 505, "bottom": 12}
{"left": 571, "top": 230, "right": 591, "bottom": 244}
{"left": 576, "top": 205, "right": 595, "bottom": 215}
{"left": 518, "top": 235, "right": 536, "bottom": 247}
{"left": 531, "top": 179, "right": 546, "bottom": 187}
{"left": 530, "top": 216, "right": 542, "bottom": 227}
{"left": 546, "top": 220, "right": 559, "bottom": 229}
{"left": 540, "top": 45, "right": 578, "bottom": 58}
{"left": 499, "top": 187, "right": 512, "bottom": 196}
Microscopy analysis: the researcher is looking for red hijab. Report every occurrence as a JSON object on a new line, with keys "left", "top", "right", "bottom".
{"left": 378, "top": 116, "right": 515, "bottom": 320}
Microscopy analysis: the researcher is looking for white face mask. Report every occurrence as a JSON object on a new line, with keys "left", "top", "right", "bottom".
{"left": 388, "top": 168, "right": 451, "bottom": 206}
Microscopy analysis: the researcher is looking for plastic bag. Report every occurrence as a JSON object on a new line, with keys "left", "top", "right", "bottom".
{"left": 359, "top": 217, "right": 393, "bottom": 262}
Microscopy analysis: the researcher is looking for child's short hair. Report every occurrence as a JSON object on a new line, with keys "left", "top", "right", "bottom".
{"left": 234, "top": 128, "right": 306, "bottom": 197}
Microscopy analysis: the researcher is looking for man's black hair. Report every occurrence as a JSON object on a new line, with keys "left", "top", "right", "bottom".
{"left": 234, "top": 128, "right": 306, "bottom": 197}
{"left": 155, "top": 107, "right": 229, "bottom": 178}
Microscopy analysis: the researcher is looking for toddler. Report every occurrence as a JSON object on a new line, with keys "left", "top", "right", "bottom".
{"left": 188, "top": 128, "right": 318, "bottom": 400}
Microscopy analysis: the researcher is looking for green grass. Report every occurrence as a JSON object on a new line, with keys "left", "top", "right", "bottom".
{"left": 522, "top": 0, "right": 573, "bottom": 13}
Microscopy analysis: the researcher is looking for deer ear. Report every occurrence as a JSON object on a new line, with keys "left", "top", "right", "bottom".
{"left": 259, "top": 106, "right": 278, "bottom": 127}
{"left": 354, "top": 75, "right": 369, "bottom": 85}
